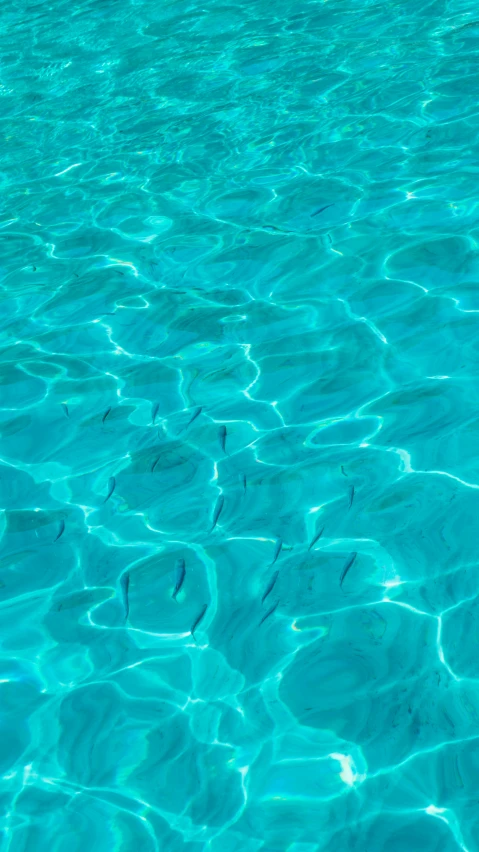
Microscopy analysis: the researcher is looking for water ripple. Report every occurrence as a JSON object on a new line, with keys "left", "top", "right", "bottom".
{"left": 2, "top": 0, "right": 479, "bottom": 849}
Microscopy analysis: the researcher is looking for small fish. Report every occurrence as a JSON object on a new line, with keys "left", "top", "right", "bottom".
{"left": 190, "top": 603, "right": 208, "bottom": 638}
{"left": 186, "top": 406, "right": 202, "bottom": 429}
{"left": 262, "top": 570, "right": 279, "bottom": 604}
{"left": 172, "top": 558, "right": 186, "bottom": 601}
{"left": 102, "top": 407, "right": 112, "bottom": 424}
{"left": 218, "top": 425, "right": 227, "bottom": 453}
{"left": 120, "top": 572, "right": 130, "bottom": 620}
{"left": 151, "top": 455, "right": 161, "bottom": 473}
{"left": 53, "top": 519, "right": 65, "bottom": 542}
{"left": 104, "top": 476, "right": 116, "bottom": 503}
{"left": 210, "top": 495, "right": 225, "bottom": 531}
{"left": 341, "top": 465, "right": 348, "bottom": 477}
{"left": 151, "top": 402, "right": 160, "bottom": 425}
{"left": 308, "top": 526, "right": 324, "bottom": 551}
{"left": 311, "top": 203, "right": 335, "bottom": 218}
{"left": 241, "top": 473, "right": 247, "bottom": 494}
{"left": 340, "top": 552, "right": 357, "bottom": 588}
{"left": 259, "top": 600, "right": 279, "bottom": 626}
{"left": 61, "top": 403, "right": 69, "bottom": 418}
{"left": 32, "top": 266, "right": 37, "bottom": 271}
{"left": 271, "top": 537, "right": 282, "bottom": 565}
{"left": 443, "top": 709, "right": 455, "bottom": 730}
{"left": 348, "top": 485, "right": 355, "bottom": 509}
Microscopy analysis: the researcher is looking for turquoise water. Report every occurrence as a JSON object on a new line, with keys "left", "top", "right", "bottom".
{"left": 2, "top": 0, "right": 479, "bottom": 848}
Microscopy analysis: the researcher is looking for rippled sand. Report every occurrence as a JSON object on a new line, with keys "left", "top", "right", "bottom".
{"left": 1, "top": 0, "right": 479, "bottom": 849}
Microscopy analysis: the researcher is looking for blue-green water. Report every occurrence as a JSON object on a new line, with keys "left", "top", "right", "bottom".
{"left": 2, "top": 0, "right": 479, "bottom": 848}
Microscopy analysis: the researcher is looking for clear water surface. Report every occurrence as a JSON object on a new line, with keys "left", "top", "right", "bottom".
{"left": 1, "top": 0, "right": 479, "bottom": 849}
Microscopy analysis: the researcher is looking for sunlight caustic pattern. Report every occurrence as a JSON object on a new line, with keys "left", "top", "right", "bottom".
{"left": 1, "top": 0, "right": 479, "bottom": 849}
